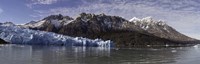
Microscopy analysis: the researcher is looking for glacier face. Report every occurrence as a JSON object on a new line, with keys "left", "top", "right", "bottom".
{"left": 0, "top": 25, "right": 113, "bottom": 47}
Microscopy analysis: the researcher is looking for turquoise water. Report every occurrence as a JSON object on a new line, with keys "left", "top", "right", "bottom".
{"left": 0, "top": 44, "right": 200, "bottom": 64}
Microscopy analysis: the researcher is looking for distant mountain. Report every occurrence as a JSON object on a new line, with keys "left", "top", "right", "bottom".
{"left": 20, "top": 13, "right": 199, "bottom": 47}
{"left": 0, "top": 22, "right": 15, "bottom": 27}
{"left": 129, "top": 17, "right": 196, "bottom": 42}
{"left": 19, "top": 14, "right": 74, "bottom": 33}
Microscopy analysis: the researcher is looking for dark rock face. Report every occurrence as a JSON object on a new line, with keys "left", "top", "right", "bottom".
{"left": 0, "top": 38, "right": 7, "bottom": 44}
{"left": 43, "top": 14, "right": 73, "bottom": 20}
{"left": 59, "top": 13, "right": 127, "bottom": 35}
{"left": 23, "top": 13, "right": 199, "bottom": 47}
{"left": 59, "top": 13, "right": 146, "bottom": 35}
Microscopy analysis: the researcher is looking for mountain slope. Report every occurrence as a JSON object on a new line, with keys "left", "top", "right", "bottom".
{"left": 59, "top": 13, "right": 198, "bottom": 47}
{"left": 129, "top": 17, "right": 196, "bottom": 42}
{"left": 0, "top": 38, "right": 7, "bottom": 44}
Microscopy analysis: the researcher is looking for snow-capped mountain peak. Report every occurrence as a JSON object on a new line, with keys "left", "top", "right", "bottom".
{"left": 0, "top": 22, "right": 15, "bottom": 27}
{"left": 25, "top": 21, "right": 37, "bottom": 25}
{"left": 129, "top": 17, "right": 171, "bottom": 36}
{"left": 141, "top": 16, "right": 153, "bottom": 22}
{"left": 20, "top": 14, "right": 74, "bottom": 29}
{"left": 128, "top": 16, "right": 195, "bottom": 41}
{"left": 129, "top": 17, "right": 166, "bottom": 27}
{"left": 129, "top": 17, "right": 154, "bottom": 22}
{"left": 21, "top": 20, "right": 46, "bottom": 28}
{"left": 129, "top": 17, "right": 140, "bottom": 22}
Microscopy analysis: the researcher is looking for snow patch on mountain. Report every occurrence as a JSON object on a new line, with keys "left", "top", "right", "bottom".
{"left": 128, "top": 16, "right": 195, "bottom": 41}
{"left": 63, "top": 20, "right": 74, "bottom": 25}
{"left": 0, "top": 25, "right": 113, "bottom": 47}
{"left": 22, "top": 20, "right": 46, "bottom": 28}
{"left": 129, "top": 17, "right": 140, "bottom": 23}
{"left": 0, "top": 22, "right": 15, "bottom": 27}
{"left": 129, "top": 17, "right": 166, "bottom": 25}
{"left": 129, "top": 17, "right": 167, "bottom": 30}
{"left": 19, "top": 15, "right": 74, "bottom": 29}
{"left": 50, "top": 19, "right": 61, "bottom": 28}
{"left": 20, "top": 19, "right": 74, "bottom": 29}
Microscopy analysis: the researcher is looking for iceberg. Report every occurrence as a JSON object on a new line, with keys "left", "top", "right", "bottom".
{"left": 0, "top": 25, "right": 113, "bottom": 47}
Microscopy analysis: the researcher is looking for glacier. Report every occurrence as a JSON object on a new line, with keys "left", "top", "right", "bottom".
{"left": 0, "top": 25, "right": 113, "bottom": 47}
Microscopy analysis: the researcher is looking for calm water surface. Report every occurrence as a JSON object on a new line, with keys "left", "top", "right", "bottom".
{"left": 0, "top": 44, "right": 200, "bottom": 64}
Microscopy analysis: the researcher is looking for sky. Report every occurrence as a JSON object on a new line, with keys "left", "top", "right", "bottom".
{"left": 0, "top": 0, "right": 200, "bottom": 39}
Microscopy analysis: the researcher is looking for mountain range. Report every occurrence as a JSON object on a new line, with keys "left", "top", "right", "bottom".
{"left": 1, "top": 13, "right": 199, "bottom": 47}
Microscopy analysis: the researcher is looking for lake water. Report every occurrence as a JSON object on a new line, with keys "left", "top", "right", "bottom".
{"left": 0, "top": 44, "right": 200, "bottom": 64}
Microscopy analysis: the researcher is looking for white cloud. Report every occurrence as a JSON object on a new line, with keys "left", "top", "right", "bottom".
{"left": 27, "top": 0, "right": 59, "bottom": 8}
{"left": 31, "top": 0, "right": 58, "bottom": 4}
{"left": 32, "top": 0, "right": 58, "bottom": 4}
{"left": 32, "top": 0, "right": 200, "bottom": 39}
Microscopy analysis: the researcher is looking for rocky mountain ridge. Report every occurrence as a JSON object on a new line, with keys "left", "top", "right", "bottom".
{"left": 128, "top": 17, "right": 196, "bottom": 41}
{"left": 1, "top": 13, "right": 199, "bottom": 47}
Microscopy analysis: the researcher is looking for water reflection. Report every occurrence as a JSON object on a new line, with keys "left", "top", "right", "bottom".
{"left": 0, "top": 44, "right": 33, "bottom": 64}
{"left": 32, "top": 46, "right": 111, "bottom": 64}
{"left": 0, "top": 44, "right": 200, "bottom": 64}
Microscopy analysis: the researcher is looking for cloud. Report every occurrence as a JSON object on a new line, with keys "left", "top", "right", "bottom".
{"left": 27, "top": 0, "right": 59, "bottom": 8}
{"left": 0, "top": 8, "right": 3, "bottom": 14}
{"left": 32, "top": 0, "right": 200, "bottom": 17}
{"left": 32, "top": 0, "right": 200, "bottom": 39}
{"left": 32, "top": 0, "right": 58, "bottom": 4}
